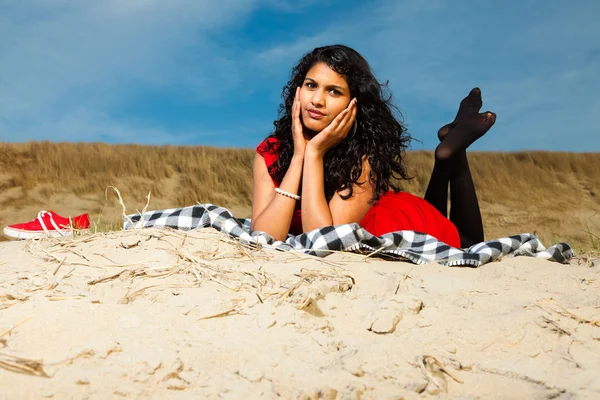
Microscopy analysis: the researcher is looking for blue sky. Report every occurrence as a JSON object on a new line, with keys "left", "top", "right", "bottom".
{"left": 1, "top": 0, "right": 599, "bottom": 151}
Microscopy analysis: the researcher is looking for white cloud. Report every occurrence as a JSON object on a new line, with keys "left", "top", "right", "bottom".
{"left": 254, "top": 33, "right": 339, "bottom": 67}
{"left": 4, "top": 106, "right": 211, "bottom": 145}
{"left": 0, "top": 0, "right": 259, "bottom": 142}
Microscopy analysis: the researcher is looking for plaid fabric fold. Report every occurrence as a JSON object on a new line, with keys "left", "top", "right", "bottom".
{"left": 124, "top": 204, "right": 574, "bottom": 267}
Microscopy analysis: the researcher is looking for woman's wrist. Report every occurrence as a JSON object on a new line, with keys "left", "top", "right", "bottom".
{"left": 304, "top": 144, "right": 325, "bottom": 159}
{"left": 291, "top": 152, "right": 305, "bottom": 163}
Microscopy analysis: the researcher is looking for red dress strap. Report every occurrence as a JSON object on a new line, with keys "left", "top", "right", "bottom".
{"left": 256, "top": 137, "right": 280, "bottom": 187}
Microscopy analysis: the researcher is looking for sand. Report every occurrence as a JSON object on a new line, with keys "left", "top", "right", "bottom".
{"left": 0, "top": 228, "right": 599, "bottom": 399}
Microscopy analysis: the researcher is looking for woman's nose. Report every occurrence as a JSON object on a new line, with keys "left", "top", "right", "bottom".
{"left": 310, "top": 90, "right": 325, "bottom": 107}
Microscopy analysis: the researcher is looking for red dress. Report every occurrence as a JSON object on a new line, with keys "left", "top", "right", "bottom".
{"left": 256, "top": 138, "right": 461, "bottom": 247}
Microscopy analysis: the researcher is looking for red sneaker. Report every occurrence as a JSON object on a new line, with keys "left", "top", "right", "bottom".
{"left": 3, "top": 211, "right": 90, "bottom": 240}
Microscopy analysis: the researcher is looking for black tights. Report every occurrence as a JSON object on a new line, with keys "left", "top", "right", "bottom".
{"left": 423, "top": 88, "right": 495, "bottom": 248}
{"left": 424, "top": 150, "right": 483, "bottom": 248}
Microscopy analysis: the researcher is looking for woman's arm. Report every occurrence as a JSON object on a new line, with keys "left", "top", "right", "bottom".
{"left": 301, "top": 150, "right": 374, "bottom": 232}
{"left": 251, "top": 88, "right": 307, "bottom": 241}
{"left": 301, "top": 98, "right": 376, "bottom": 231}
{"left": 250, "top": 152, "right": 304, "bottom": 241}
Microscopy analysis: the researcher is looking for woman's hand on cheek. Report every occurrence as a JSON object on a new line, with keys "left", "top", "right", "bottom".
{"left": 306, "top": 98, "right": 357, "bottom": 158}
{"left": 292, "top": 87, "right": 306, "bottom": 157}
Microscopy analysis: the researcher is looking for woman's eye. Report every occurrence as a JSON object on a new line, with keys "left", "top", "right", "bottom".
{"left": 304, "top": 82, "right": 316, "bottom": 88}
{"left": 329, "top": 89, "right": 341, "bottom": 96}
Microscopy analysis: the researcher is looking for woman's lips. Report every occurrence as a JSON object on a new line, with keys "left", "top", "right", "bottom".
{"left": 307, "top": 109, "right": 325, "bottom": 120}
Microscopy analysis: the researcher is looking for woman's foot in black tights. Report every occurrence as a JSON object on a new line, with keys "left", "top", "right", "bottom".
{"left": 426, "top": 87, "right": 492, "bottom": 248}
{"left": 435, "top": 112, "right": 496, "bottom": 160}
{"left": 438, "top": 87, "right": 483, "bottom": 141}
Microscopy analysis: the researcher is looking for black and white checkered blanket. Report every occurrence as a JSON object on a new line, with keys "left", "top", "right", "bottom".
{"left": 124, "top": 204, "right": 574, "bottom": 267}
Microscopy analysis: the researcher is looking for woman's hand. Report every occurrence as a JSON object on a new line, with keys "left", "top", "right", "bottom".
{"left": 306, "top": 98, "right": 357, "bottom": 157}
{"left": 292, "top": 87, "right": 306, "bottom": 157}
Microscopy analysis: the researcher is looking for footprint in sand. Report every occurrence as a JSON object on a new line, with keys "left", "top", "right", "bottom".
{"left": 363, "top": 295, "right": 424, "bottom": 334}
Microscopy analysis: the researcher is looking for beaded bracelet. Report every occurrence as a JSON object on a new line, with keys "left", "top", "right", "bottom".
{"left": 275, "top": 188, "right": 301, "bottom": 200}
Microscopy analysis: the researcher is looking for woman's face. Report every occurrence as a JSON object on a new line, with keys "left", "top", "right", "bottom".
{"left": 299, "top": 62, "right": 352, "bottom": 133}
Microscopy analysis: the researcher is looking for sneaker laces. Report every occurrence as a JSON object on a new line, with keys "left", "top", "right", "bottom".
{"left": 36, "top": 210, "right": 68, "bottom": 236}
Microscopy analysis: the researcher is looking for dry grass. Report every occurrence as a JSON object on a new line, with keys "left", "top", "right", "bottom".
{"left": 0, "top": 141, "right": 599, "bottom": 250}
{"left": 0, "top": 141, "right": 253, "bottom": 206}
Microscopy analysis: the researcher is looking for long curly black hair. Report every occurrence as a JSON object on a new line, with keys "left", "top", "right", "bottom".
{"left": 264, "top": 44, "right": 411, "bottom": 203}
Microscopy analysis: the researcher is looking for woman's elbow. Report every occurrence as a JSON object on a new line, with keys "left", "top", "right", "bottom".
{"left": 250, "top": 220, "right": 287, "bottom": 242}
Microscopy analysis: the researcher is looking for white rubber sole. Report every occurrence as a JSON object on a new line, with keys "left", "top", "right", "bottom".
{"left": 3, "top": 226, "right": 89, "bottom": 240}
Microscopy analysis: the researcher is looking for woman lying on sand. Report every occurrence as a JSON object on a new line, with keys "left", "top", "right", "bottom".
{"left": 251, "top": 44, "right": 496, "bottom": 248}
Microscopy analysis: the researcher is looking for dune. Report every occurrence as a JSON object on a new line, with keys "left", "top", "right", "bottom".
{"left": 1, "top": 227, "right": 599, "bottom": 399}
{"left": 1, "top": 142, "right": 599, "bottom": 251}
